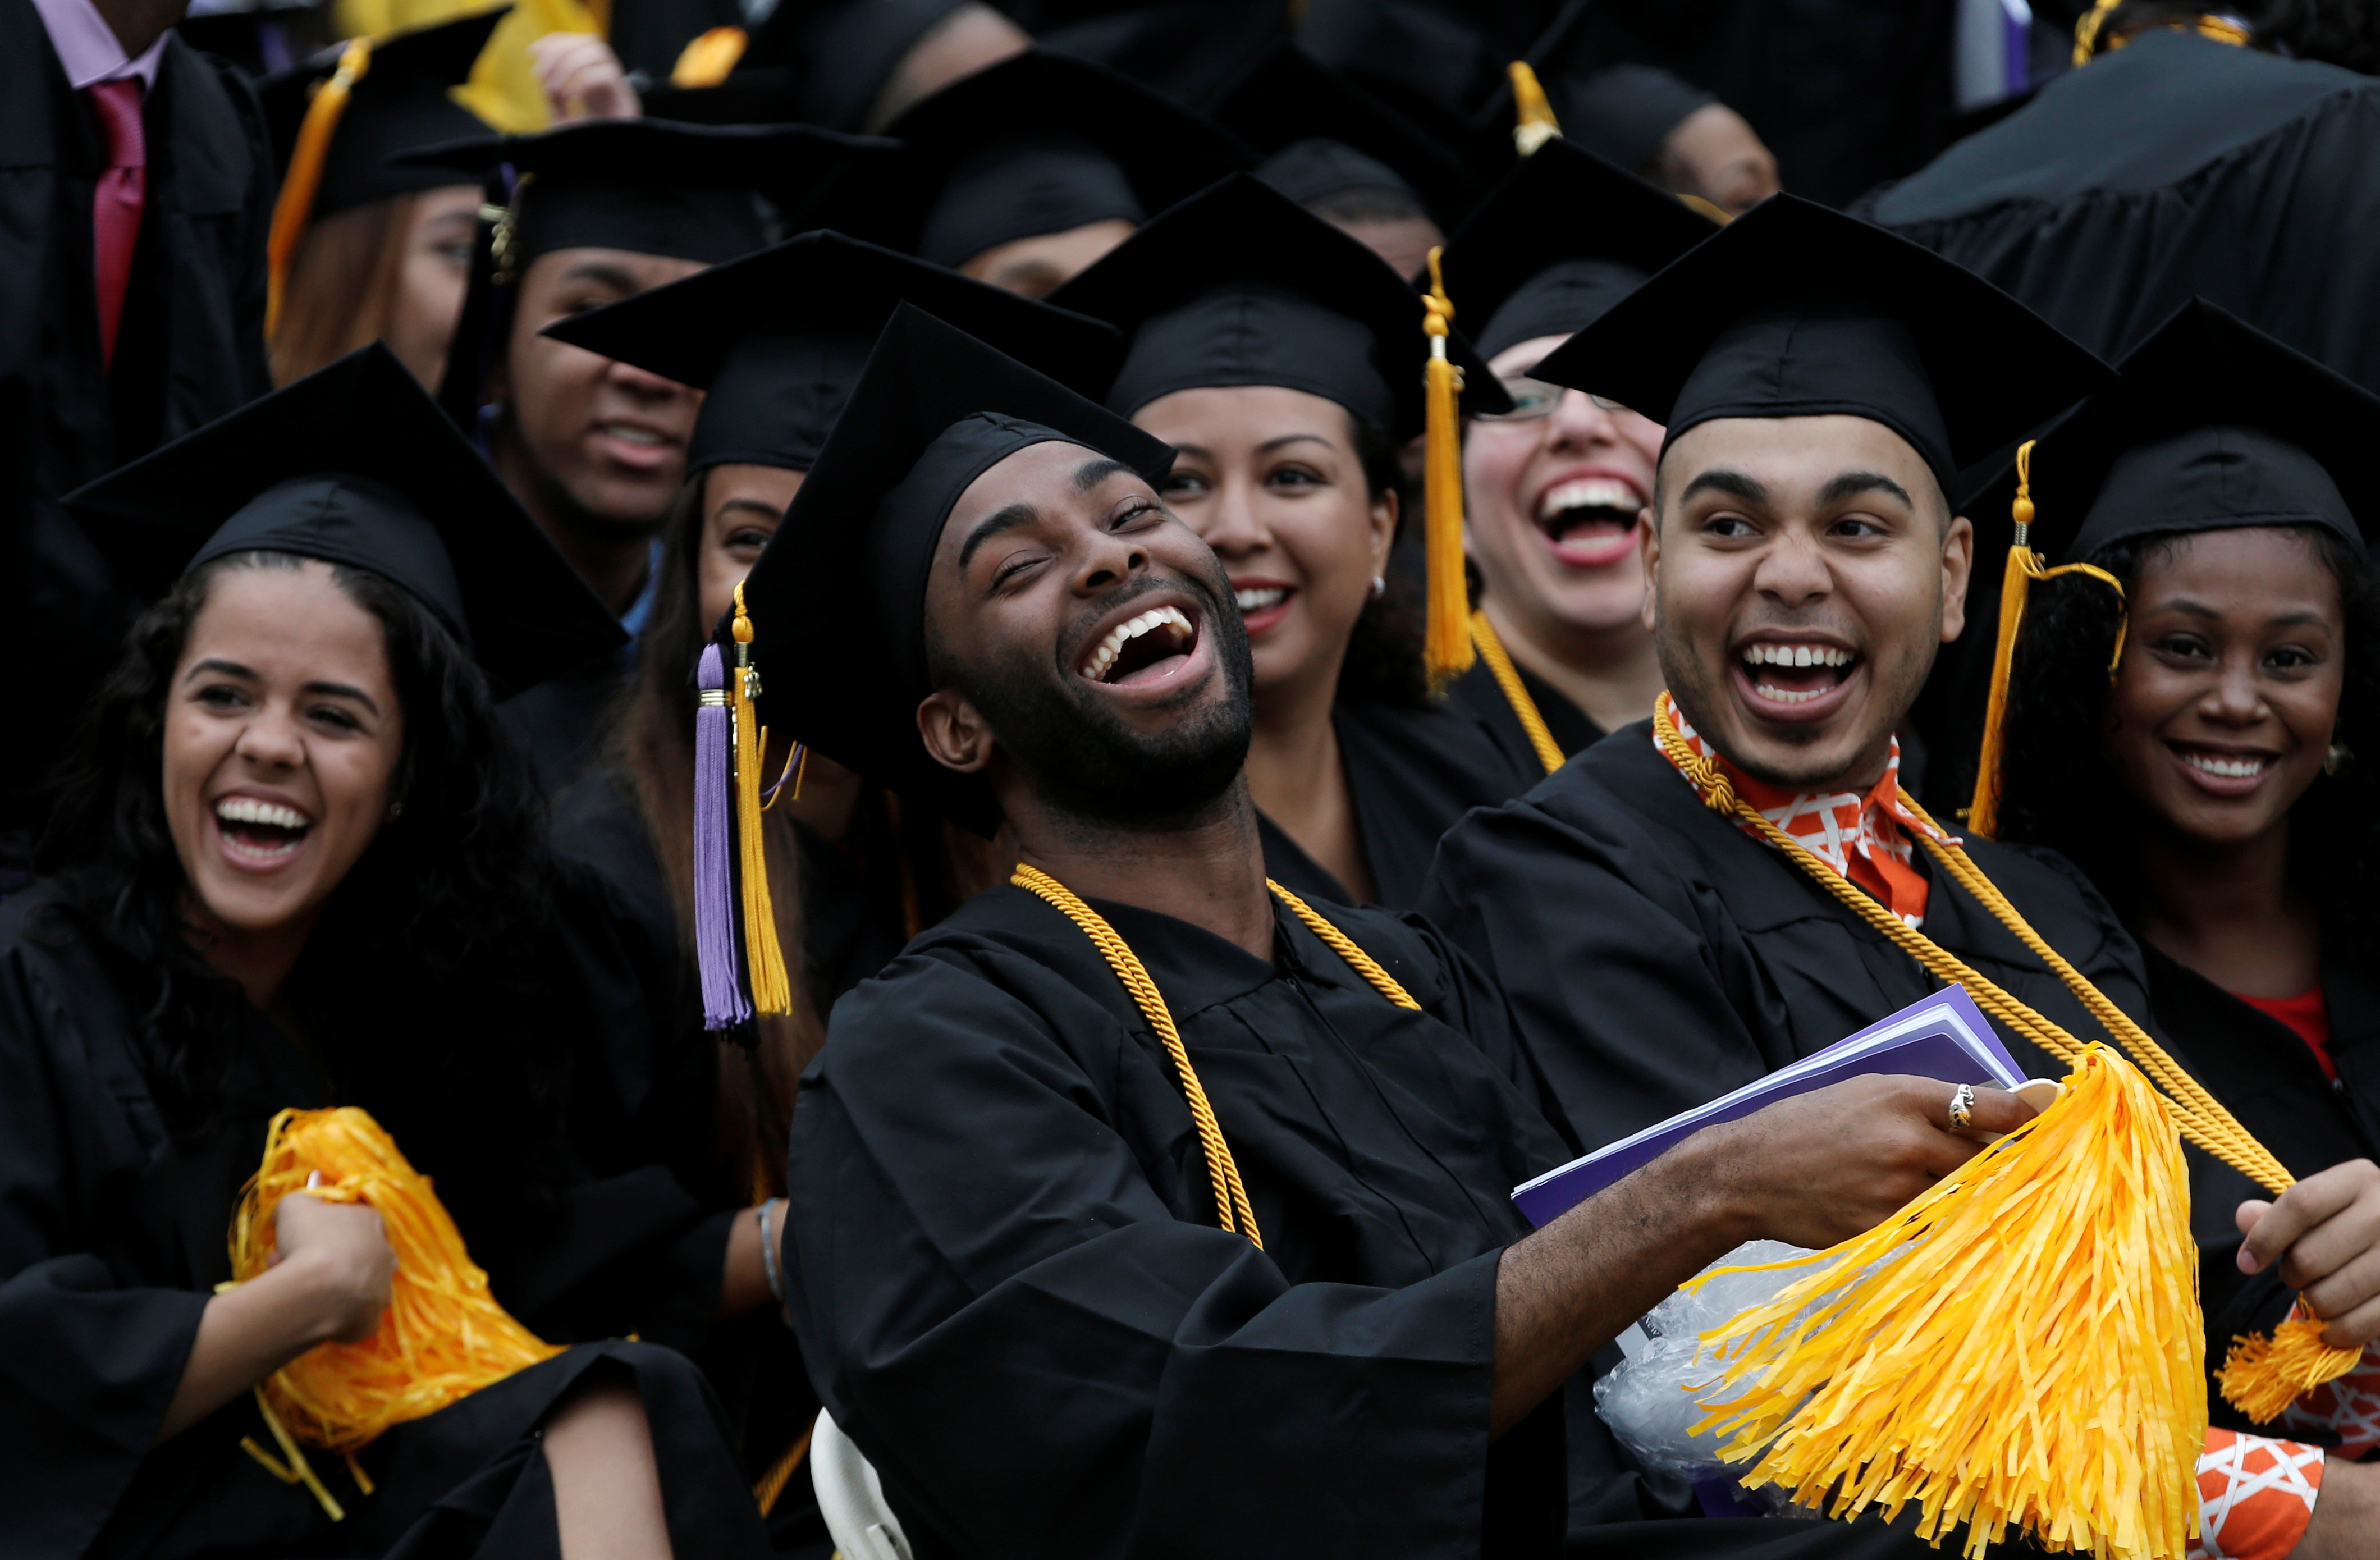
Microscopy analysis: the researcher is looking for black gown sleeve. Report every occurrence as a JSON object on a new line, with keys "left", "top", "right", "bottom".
{"left": 0, "top": 945, "right": 208, "bottom": 1559}
{"left": 1420, "top": 792, "right": 1788, "bottom": 1151}
{"left": 784, "top": 949, "right": 1505, "bottom": 1560}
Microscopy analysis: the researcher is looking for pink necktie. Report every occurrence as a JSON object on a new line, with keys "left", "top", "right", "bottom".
{"left": 85, "top": 79, "right": 147, "bottom": 369}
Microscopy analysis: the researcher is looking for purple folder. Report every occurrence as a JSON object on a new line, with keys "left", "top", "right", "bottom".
{"left": 1513, "top": 986, "right": 2027, "bottom": 1228}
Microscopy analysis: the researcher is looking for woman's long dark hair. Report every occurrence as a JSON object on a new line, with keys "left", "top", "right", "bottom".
{"left": 36, "top": 550, "right": 567, "bottom": 1243}
{"left": 1335, "top": 410, "right": 1433, "bottom": 709}
{"left": 1994, "top": 525, "right": 2380, "bottom": 949}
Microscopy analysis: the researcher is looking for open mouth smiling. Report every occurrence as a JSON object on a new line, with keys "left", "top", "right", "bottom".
{"left": 213, "top": 794, "right": 314, "bottom": 866}
{"left": 1077, "top": 603, "right": 1200, "bottom": 688}
{"left": 2166, "top": 741, "right": 2278, "bottom": 795}
{"left": 1535, "top": 474, "right": 1643, "bottom": 569}
{"left": 1734, "top": 638, "right": 1862, "bottom": 716}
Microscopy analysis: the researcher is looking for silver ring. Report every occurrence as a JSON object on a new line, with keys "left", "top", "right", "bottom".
{"left": 1947, "top": 1083, "right": 1976, "bottom": 1132}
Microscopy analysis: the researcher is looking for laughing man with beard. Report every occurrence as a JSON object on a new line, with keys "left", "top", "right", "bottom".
{"left": 746, "top": 304, "right": 2045, "bottom": 1559}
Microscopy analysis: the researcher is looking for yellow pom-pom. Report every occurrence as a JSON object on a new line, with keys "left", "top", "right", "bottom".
{"left": 2217, "top": 1308, "right": 2364, "bottom": 1424}
{"left": 231, "top": 1108, "right": 562, "bottom": 1452}
{"left": 1688, "top": 1046, "right": 2204, "bottom": 1560}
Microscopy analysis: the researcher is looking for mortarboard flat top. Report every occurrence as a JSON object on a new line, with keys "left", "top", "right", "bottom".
{"left": 541, "top": 229, "right": 1125, "bottom": 475}
{"left": 633, "top": 70, "right": 802, "bottom": 127}
{"left": 1532, "top": 194, "right": 2111, "bottom": 488}
{"left": 735, "top": 305, "right": 1174, "bottom": 834}
{"left": 1435, "top": 137, "right": 1719, "bottom": 362}
{"left": 62, "top": 344, "right": 624, "bottom": 699}
{"left": 811, "top": 49, "right": 1250, "bottom": 271}
{"left": 1988, "top": 299, "right": 2379, "bottom": 565}
{"left": 402, "top": 117, "right": 895, "bottom": 268}
{"left": 1214, "top": 45, "right": 1484, "bottom": 232}
{"left": 257, "top": 8, "right": 506, "bottom": 221}
{"left": 1048, "top": 173, "right": 1509, "bottom": 443}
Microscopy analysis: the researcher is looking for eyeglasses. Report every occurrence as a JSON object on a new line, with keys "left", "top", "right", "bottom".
{"left": 1471, "top": 376, "right": 1631, "bottom": 422}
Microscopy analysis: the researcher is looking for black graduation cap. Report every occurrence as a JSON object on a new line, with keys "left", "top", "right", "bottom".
{"left": 739, "top": 0, "right": 968, "bottom": 132}
{"left": 539, "top": 229, "right": 1127, "bottom": 475}
{"left": 1435, "top": 136, "right": 1718, "bottom": 362}
{"left": 735, "top": 304, "right": 1174, "bottom": 833}
{"left": 1047, "top": 173, "right": 1511, "bottom": 442}
{"left": 1532, "top": 194, "right": 2111, "bottom": 490}
{"left": 402, "top": 117, "right": 894, "bottom": 269}
{"left": 257, "top": 8, "right": 505, "bottom": 221}
{"left": 1979, "top": 299, "right": 2380, "bottom": 566}
{"left": 61, "top": 344, "right": 624, "bottom": 699}
{"left": 1213, "top": 45, "right": 1485, "bottom": 235}
{"left": 1552, "top": 66, "right": 1719, "bottom": 179}
{"left": 810, "top": 49, "right": 1251, "bottom": 271}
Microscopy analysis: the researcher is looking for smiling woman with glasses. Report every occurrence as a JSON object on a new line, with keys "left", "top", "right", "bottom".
{"left": 1431, "top": 141, "right": 1719, "bottom": 774}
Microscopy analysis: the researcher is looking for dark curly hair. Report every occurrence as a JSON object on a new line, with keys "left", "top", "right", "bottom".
{"left": 34, "top": 550, "right": 567, "bottom": 1245}
{"left": 1335, "top": 409, "right": 1435, "bottom": 710}
{"left": 1993, "top": 525, "right": 2380, "bottom": 946}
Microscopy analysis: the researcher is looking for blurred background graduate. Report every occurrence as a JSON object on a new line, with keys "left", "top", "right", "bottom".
{"left": 410, "top": 116, "right": 890, "bottom": 788}
{"left": 256, "top": 7, "right": 504, "bottom": 387}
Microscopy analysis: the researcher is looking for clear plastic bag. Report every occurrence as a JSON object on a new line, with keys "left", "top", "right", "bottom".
{"left": 1592, "top": 1241, "right": 1823, "bottom": 1480}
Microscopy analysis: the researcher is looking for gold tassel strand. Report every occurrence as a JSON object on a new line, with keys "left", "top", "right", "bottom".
{"left": 1471, "top": 610, "right": 1564, "bottom": 775}
{"left": 1691, "top": 1046, "right": 2202, "bottom": 1560}
{"left": 1420, "top": 249, "right": 1476, "bottom": 689}
{"left": 1966, "top": 440, "right": 2126, "bottom": 838}
{"left": 1508, "top": 61, "right": 1560, "bottom": 155}
{"left": 730, "top": 583, "right": 793, "bottom": 1015}
{"left": 266, "top": 38, "right": 372, "bottom": 341}
{"left": 230, "top": 1108, "right": 561, "bottom": 1455}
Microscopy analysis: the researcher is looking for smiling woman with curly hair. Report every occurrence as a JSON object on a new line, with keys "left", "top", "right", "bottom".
{"left": 0, "top": 349, "right": 777, "bottom": 1559}
{"left": 1983, "top": 304, "right": 2380, "bottom": 1447}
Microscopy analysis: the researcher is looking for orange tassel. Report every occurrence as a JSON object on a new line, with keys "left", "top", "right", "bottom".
{"left": 1420, "top": 249, "right": 1475, "bottom": 689}
{"left": 2218, "top": 1305, "right": 2365, "bottom": 1424}
{"left": 670, "top": 25, "right": 745, "bottom": 86}
{"left": 1966, "top": 440, "right": 2125, "bottom": 837}
{"left": 230, "top": 1108, "right": 561, "bottom": 1454}
{"left": 1508, "top": 60, "right": 1561, "bottom": 155}
{"left": 266, "top": 39, "right": 373, "bottom": 342}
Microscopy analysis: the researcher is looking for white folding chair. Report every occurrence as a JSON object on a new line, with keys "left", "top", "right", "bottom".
{"left": 810, "top": 1408, "right": 913, "bottom": 1560}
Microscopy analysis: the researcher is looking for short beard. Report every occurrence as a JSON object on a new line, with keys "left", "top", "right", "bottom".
{"left": 953, "top": 569, "right": 1256, "bottom": 831}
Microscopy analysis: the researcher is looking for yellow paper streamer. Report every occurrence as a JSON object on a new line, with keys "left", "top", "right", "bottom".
{"left": 230, "top": 1107, "right": 562, "bottom": 1454}
{"left": 1690, "top": 1047, "right": 2204, "bottom": 1560}
{"left": 2218, "top": 1307, "right": 2361, "bottom": 1423}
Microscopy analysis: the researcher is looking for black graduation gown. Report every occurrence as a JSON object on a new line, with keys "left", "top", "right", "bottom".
{"left": 784, "top": 882, "right": 1990, "bottom": 1559}
{"left": 0, "top": 886, "right": 772, "bottom": 1559}
{"left": 503, "top": 653, "right": 629, "bottom": 794}
{"left": 1443, "top": 655, "right": 1607, "bottom": 777}
{"left": 1854, "top": 30, "right": 2380, "bottom": 394}
{"left": 1257, "top": 696, "right": 1541, "bottom": 911}
{"left": 1421, "top": 722, "right": 2280, "bottom": 1371}
{"left": 1, "top": 0, "right": 273, "bottom": 871}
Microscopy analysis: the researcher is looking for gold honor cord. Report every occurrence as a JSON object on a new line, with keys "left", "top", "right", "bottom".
{"left": 1470, "top": 611, "right": 1565, "bottom": 776}
{"left": 1653, "top": 696, "right": 2287, "bottom": 1186}
{"left": 1012, "top": 866, "right": 1422, "bottom": 1248}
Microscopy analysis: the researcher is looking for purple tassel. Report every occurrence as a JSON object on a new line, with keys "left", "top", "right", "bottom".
{"left": 694, "top": 644, "right": 750, "bottom": 1030}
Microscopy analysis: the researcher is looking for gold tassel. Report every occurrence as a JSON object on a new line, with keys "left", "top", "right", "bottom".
{"left": 266, "top": 38, "right": 373, "bottom": 341}
{"left": 1965, "top": 440, "right": 2125, "bottom": 838}
{"left": 1420, "top": 249, "right": 1475, "bottom": 689}
{"left": 1508, "top": 60, "right": 1560, "bottom": 155}
{"left": 230, "top": 1108, "right": 561, "bottom": 1454}
{"left": 670, "top": 25, "right": 745, "bottom": 86}
{"left": 731, "top": 584, "right": 793, "bottom": 1015}
{"left": 1691, "top": 1046, "right": 2204, "bottom": 1560}
{"left": 2218, "top": 1306, "right": 2366, "bottom": 1424}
